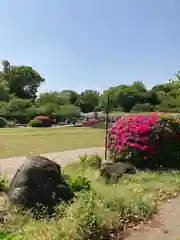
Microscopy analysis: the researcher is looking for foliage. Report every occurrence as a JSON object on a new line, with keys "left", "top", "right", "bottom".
{"left": 5, "top": 98, "right": 31, "bottom": 113}
{"left": 0, "top": 117, "right": 7, "bottom": 128}
{"left": 0, "top": 231, "right": 15, "bottom": 240}
{"left": 1, "top": 60, "right": 180, "bottom": 124}
{"left": 115, "top": 85, "right": 140, "bottom": 112}
{"left": 7, "top": 121, "right": 16, "bottom": 128}
{"left": 0, "top": 175, "right": 7, "bottom": 192}
{"left": 36, "top": 91, "right": 69, "bottom": 106}
{"left": 131, "top": 103, "right": 153, "bottom": 112}
{"left": 29, "top": 119, "right": 43, "bottom": 127}
{"left": 3, "top": 156, "right": 180, "bottom": 239}
{"left": 0, "top": 76, "right": 10, "bottom": 101}
{"left": 86, "top": 154, "right": 102, "bottom": 169}
{"left": 70, "top": 176, "right": 91, "bottom": 192}
{"left": 60, "top": 90, "right": 80, "bottom": 104}
{"left": 132, "top": 80, "right": 147, "bottom": 92}
{"left": 76, "top": 90, "right": 100, "bottom": 113}
{"left": 4, "top": 64, "right": 45, "bottom": 99}
{"left": 58, "top": 104, "right": 81, "bottom": 120}
{"left": 78, "top": 154, "right": 102, "bottom": 169}
{"left": 34, "top": 116, "right": 52, "bottom": 127}
{"left": 108, "top": 113, "right": 180, "bottom": 169}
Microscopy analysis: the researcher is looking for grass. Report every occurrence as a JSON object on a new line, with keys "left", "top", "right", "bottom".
{"left": 2, "top": 155, "right": 180, "bottom": 239}
{"left": 0, "top": 127, "right": 105, "bottom": 158}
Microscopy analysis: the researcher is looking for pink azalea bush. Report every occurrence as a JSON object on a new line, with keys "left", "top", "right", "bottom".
{"left": 108, "top": 113, "right": 180, "bottom": 169}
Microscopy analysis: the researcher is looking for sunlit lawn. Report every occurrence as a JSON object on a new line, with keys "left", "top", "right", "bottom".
{"left": 0, "top": 127, "right": 105, "bottom": 158}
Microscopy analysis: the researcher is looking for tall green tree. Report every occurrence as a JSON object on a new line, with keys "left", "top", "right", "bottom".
{"left": 36, "top": 91, "right": 68, "bottom": 106}
{"left": 3, "top": 64, "right": 45, "bottom": 99}
{"left": 0, "top": 75, "right": 10, "bottom": 101}
{"left": 132, "top": 81, "right": 147, "bottom": 92}
{"left": 60, "top": 90, "right": 80, "bottom": 105}
{"left": 76, "top": 90, "right": 100, "bottom": 113}
{"left": 115, "top": 85, "right": 140, "bottom": 112}
{"left": 2, "top": 60, "right": 10, "bottom": 73}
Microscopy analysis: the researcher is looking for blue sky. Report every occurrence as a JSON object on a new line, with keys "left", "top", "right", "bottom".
{"left": 1, "top": 0, "right": 180, "bottom": 93}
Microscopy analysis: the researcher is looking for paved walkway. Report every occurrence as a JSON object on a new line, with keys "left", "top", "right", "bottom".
{"left": 0, "top": 147, "right": 104, "bottom": 179}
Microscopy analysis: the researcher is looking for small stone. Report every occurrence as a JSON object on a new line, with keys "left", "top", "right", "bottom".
{"left": 100, "top": 161, "right": 136, "bottom": 184}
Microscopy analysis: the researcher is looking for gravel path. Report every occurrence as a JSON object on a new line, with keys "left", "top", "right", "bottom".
{"left": 0, "top": 147, "right": 104, "bottom": 179}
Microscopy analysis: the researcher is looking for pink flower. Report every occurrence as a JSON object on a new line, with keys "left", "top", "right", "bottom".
{"left": 108, "top": 113, "right": 162, "bottom": 159}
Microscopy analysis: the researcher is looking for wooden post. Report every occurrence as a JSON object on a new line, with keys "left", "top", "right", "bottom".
{"left": 104, "top": 94, "right": 110, "bottom": 160}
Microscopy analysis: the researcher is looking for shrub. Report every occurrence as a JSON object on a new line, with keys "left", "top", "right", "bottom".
{"left": 58, "top": 191, "right": 104, "bottom": 239}
{"left": 0, "top": 231, "right": 14, "bottom": 239}
{"left": 0, "top": 175, "right": 7, "bottom": 192}
{"left": 108, "top": 113, "right": 180, "bottom": 169}
{"left": 70, "top": 176, "right": 91, "bottom": 192}
{"left": 59, "top": 104, "right": 81, "bottom": 120}
{"left": 86, "top": 154, "right": 102, "bottom": 169}
{"left": 0, "top": 117, "right": 7, "bottom": 128}
{"left": 29, "top": 119, "right": 42, "bottom": 127}
{"left": 34, "top": 116, "right": 52, "bottom": 127}
{"left": 7, "top": 121, "right": 16, "bottom": 128}
{"left": 131, "top": 103, "right": 153, "bottom": 112}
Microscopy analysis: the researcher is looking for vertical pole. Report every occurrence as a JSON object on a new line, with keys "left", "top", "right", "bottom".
{"left": 104, "top": 94, "right": 110, "bottom": 160}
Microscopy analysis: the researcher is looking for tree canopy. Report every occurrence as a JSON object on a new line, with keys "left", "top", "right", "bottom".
{"left": 1, "top": 59, "right": 180, "bottom": 124}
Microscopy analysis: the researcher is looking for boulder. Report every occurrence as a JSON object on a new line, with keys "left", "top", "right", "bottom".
{"left": 7, "top": 155, "right": 74, "bottom": 213}
{"left": 100, "top": 160, "right": 136, "bottom": 183}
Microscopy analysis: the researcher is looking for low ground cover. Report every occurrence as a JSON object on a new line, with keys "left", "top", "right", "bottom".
{"left": 1, "top": 156, "right": 180, "bottom": 239}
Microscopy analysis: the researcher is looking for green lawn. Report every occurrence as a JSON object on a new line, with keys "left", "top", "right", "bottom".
{"left": 0, "top": 127, "right": 105, "bottom": 158}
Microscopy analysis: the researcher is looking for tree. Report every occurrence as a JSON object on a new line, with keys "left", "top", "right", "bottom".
{"left": 132, "top": 81, "right": 147, "bottom": 92}
{"left": 0, "top": 75, "right": 10, "bottom": 101}
{"left": 76, "top": 90, "right": 100, "bottom": 113}
{"left": 59, "top": 105, "right": 81, "bottom": 119}
{"left": 36, "top": 91, "right": 68, "bottom": 106}
{"left": 80, "top": 90, "right": 100, "bottom": 106}
{"left": 60, "top": 90, "right": 80, "bottom": 105}
{"left": 4, "top": 64, "right": 45, "bottom": 99}
{"left": 36, "top": 103, "right": 60, "bottom": 116}
{"left": 131, "top": 103, "right": 153, "bottom": 112}
{"left": 98, "top": 87, "right": 119, "bottom": 111}
{"left": 2, "top": 60, "right": 10, "bottom": 73}
{"left": 6, "top": 98, "right": 32, "bottom": 113}
{"left": 139, "top": 91, "right": 160, "bottom": 105}
{"left": 115, "top": 85, "right": 140, "bottom": 112}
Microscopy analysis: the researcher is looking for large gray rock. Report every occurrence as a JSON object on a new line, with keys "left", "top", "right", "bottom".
{"left": 100, "top": 160, "right": 136, "bottom": 183}
{"left": 7, "top": 155, "right": 74, "bottom": 213}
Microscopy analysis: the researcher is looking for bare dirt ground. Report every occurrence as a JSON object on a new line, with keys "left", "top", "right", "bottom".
{"left": 1, "top": 147, "right": 180, "bottom": 239}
